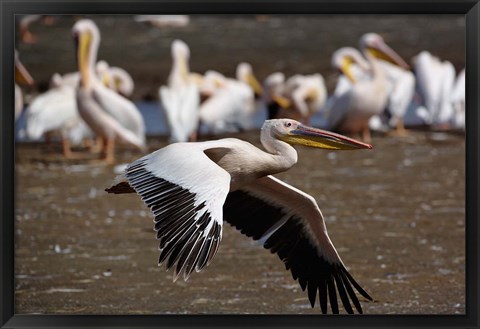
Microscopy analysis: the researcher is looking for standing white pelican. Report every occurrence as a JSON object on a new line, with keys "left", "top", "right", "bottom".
{"left": 375, "top": 58, "right": 415, "bottom": 135}
{"left": 73, "top": 19, "right": 146, "bottom": 163}
{"left": 15, "top": 50, "right": 34, "bottom": 121}
{"left": 159, "top": 39, "right": 200, "bottom": 143}
{"left": 450, "top": 68, "right": 465, "bottom": 130}
{"left": 413, "top": 51, "right": 456, "bottom": 129}
{"left": 327, "top": 33, "right": 410, "bottom": 142}
{"left": 25, "top": 83, "right": 93, "bottom": 148}
{"left": 26, "top": 61, "right": 118, "bottom": 150}
{"left": 322, "top": 47, "right": 370, "bottom": 124}
{"left": 106, "top": 118, "right": 373, "bottom": 314}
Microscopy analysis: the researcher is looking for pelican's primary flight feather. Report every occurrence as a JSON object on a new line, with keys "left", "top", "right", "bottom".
{"left": 106, "top": 119, "right": 373, "bottom": 314}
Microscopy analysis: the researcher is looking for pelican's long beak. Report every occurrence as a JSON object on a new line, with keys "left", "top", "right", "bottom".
{"left": 15, "top": 58, "right": 34, "bottom": 86}
{"left": 101, "top": 71, "right": 111, "bottom": 88}
{"left": 272, "top": 94, "right": 291, "bottom": 109}
{"left": 340, "top": 57, "right": 357, "bottom": 83}
{"left": 77, "top": 31, "right": 92, "bottom": 87}
{"left": 368, "top": 41, "right": 410, "bottom": 70}
{"left": 283, "top": 124, "right": 373, "bottom": 150}
{"left": 246, "top": 72, "right": 263, "bottom": 97}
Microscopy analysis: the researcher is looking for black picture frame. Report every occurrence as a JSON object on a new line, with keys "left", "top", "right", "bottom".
{"left": 1, "top": 1, "right": 479, "bottom": 328}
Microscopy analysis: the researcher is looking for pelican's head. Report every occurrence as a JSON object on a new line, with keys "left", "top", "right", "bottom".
{"left": 262, "top": 119, "right": 373, "bottom": 150}
{"left": 72, "top": 19, "right": 101, "bottom": 87}
{"left": 236, "top": 62, "right": 263, "bottom": 97}
{"left": 359, "top": 33, "right": 410, "bottom": 70}
{"left": 109, "top": 67, "right": 135, "bottom": 97}
{"left": 95, "top": 60, "right": 112, "bottom": 87}
{"left": 331, "top": 47, "right": 369, "bottom": 83}
{"left": 172, "top": 39, "right": 190, "bottom": 60}
{"left": 14, "top": 50, "right": 34, "bottom": 86}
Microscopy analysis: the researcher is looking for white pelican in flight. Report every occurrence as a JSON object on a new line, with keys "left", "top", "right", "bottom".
{"left": 15, "top": 50, "right": 34, "bottom": 121}
{"left": 73, "top": 19, "right": 146, "bottom": 163}
{"left": 327, "top": 33, "right": 410, "bottom": 142}
{"left": 159, "top": 39, "right": 200, "bottom": 143}
{"left": 106, "top": 118, "right": 373, "bottom": 314}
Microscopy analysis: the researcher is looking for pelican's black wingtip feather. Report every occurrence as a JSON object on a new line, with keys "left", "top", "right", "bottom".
{"left": 223, "top": 189, "right": 374, "bottom": 315}
{"left": 340, "top": 265, "right": 373, "bottom": 301}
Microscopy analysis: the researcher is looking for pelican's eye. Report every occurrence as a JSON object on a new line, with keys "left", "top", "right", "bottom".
{"left": 285, "top": 122, "right": 292, "bottom": 128}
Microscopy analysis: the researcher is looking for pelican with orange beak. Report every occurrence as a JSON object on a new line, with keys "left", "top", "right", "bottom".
{"left": 106, "top": 118, "right": 373, "bottom": 314}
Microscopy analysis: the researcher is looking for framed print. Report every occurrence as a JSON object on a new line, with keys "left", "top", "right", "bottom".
{"left": 1, "top": 1, "right": 479, "bottom": 328}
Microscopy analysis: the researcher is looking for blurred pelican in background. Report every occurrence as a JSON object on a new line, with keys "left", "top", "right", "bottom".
{"left": 450, "top": 68, "right": 465, "bottom": 130}
{"left": 107, "top": 65, "right": 135, "bottom": 98}
{"left": 25, "top": 61, "right": 136, "bottom": 157}
{"left": 73, "top": 19, "right": 146, "bottom": 164}
{"left": 15, "top": 50, "right": 35, "bottom": 122}
{"left": 283, "top": 73, "right": 327, "bottom": 125}
{"left": 326, "top": 33, "right": 410, "bottom": 142}
{"left": 18, "top": 15, "right": 41, "bottom": 44}
{"left": 322, "top": 47, "right": 370, "bottom": 120}
{"left": 25, "top": 81, "right": 92, "bottom": 150}
{"left": 412, "top": 51, "right": 456, "bottom": 129}
{"left": 134, "top": 15, "right": 190, "bottom": 28}
{"left": 159, "top": 39, "right": 200, "bottom": 143}
{"left": 263, "top": 72, "right": 327, "bottom": 125}
{"left": 18, "top": 15, "right": 58, "bottom": 44}
{"left": 236, "top": 62, "right": 263, "bottom": 99}
{"left": 263, "top": 72, "right": 290, "bottom": 120}
{"left": 198, "top": 63, "right": 262, "bottom": 134}
{"left": 370, "top": 47, "right": 415, "bottom": 135}
{"left": 326, "top": 45, "right": 415, "bottom": 136}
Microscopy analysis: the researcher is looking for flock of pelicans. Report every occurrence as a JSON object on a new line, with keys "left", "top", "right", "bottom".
{"left": 15, "top": 18, "right": 465, "bottom": 314}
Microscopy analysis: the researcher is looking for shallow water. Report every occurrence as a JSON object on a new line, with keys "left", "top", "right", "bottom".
{"left": 15, "top": 130, "right": 465, "bottom": 314}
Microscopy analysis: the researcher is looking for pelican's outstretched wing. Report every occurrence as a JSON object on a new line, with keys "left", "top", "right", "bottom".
{"left": 223, "top": 175, "right": 372, "bottom": 314}
{"left": 108, "top": 142, "right": 230, "bottom": 281}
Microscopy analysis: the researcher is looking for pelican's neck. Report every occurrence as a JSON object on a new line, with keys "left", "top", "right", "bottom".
{"left": 78, "top": 33, "right": 99, "bottom": 89}
{"left": 363, "top": 49, "right": 385, "bottom": 81}
{"left": 173, "top": 55, "right": 189, "bottom": 84}
{"left": 260, "top": 126, "right": 298, "bottom": 174}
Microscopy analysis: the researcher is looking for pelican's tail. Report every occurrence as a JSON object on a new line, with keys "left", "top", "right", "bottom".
{"left": 105, "top": 172, "right": 135, "bottom": 194}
